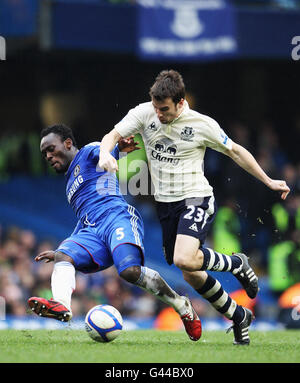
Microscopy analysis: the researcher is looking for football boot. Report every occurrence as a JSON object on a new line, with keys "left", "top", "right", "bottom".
{"left": 28, "top": 297, "right": 72, "bottom": 322}
{"left": 233, "top": 253, "right": 259, "bottom": 299}
{"left": 179, "top": 297, "right": 202, "bottom": 341}
{"left": 226, "top": 308, "right": 254, "bottom": 345}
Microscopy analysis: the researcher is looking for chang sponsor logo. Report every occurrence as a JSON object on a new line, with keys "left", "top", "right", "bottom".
{"left": 151, "top": 139, "right": 179, "bottom": 166}
{"left": 151, "top": 150, "right": 180, "bottom": 165}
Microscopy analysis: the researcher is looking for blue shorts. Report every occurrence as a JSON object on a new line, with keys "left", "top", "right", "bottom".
{"left": 56, "top": 205, "right": 145, "bottom": 274}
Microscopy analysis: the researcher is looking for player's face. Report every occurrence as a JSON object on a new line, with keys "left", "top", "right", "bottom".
{"left": 40, "top": 133, "right": 73, "bottom": 173}
{"left": 152, "top": 97, "right": 184, "bottom": 124}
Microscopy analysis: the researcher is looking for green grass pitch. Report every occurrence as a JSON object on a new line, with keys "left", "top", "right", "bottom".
{"left": 0, "top": 329, "right": 300, "bottom": 364}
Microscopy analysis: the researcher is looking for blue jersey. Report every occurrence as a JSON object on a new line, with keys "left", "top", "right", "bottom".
{"left": 57, "top": 142, "right": 145, "bottom": 274}
{"left": 65, "top": 142, "right": 127, "bottom": 225}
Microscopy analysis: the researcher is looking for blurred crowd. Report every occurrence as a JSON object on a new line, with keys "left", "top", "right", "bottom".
{"left": 206, "top": 118, "right": 300, "bottom": 262}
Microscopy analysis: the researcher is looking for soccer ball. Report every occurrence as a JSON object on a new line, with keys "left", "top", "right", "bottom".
{"left": 84, "top": 304, "right": 123, "bottom": 343}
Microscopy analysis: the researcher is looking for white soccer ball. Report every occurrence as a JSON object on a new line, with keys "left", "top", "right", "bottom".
{"left": 84, "top": 304, "right": 123, "bottom": 343}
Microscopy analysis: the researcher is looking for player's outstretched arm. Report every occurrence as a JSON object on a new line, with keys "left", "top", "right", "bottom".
{"left": 225, "top": 142, "right": 290, "bottom": 200}
{"left": 99, "top": 129, "right": 122, "bottom": 172}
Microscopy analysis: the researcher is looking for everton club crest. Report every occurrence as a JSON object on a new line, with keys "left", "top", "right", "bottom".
{"left": 180, "top": 126, "right": 194, "bottom": 141}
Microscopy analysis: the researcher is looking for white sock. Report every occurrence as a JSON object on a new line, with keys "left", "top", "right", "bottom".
{"left": 51, "top": 261, "right": 75, "bottom": 312}
{"left": 135, "top": 266, "right": 185, "bottom": 312}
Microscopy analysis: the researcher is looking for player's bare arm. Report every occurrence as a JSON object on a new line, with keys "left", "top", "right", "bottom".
{"left": 99, "top": 132, "right": 140, "bottom": 171}
{"left": 99, "top": 129, "right": 123, "bottom": 172}
{"left": 225, "top": 142, "right": 290, "bottom": 200}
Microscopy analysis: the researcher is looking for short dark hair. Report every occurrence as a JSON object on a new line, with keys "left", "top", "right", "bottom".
{"left": 149, "top": 70, "right": 185, "bottom": 105}
{"left": 40, "top": 124, "right": 78, "bottom": 148}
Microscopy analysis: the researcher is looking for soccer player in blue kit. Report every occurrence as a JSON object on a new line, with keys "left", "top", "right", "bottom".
{"left": 28, "top": 124, "right": 202, "bottom": 341}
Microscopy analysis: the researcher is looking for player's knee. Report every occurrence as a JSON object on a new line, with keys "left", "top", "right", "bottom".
{"left": 54, "top": 251, "right": 74, "bottom": 265}
{"left": 174, "top": 248, "right": 204, "bottom": 271}
{"left": 173, "top": 253, "right": 193, "bottom": 271}
{"left": 120, "top": 266, "right": 142, "bottom": 284}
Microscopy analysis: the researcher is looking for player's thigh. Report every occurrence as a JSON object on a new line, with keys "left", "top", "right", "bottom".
{"left": 109, "top": 205, "right": 145, "bottom": 271}
{"left": 173, "top": 234, "right": 200, "bottom": 268}
{"left": 174, "top": 196, "right": 216, "bottom": 267}
{"left": 56, "top": 229, "right": 113, "bottom": 274}
{"left": 112, "top": 243, "right": 143, "bottom": 280}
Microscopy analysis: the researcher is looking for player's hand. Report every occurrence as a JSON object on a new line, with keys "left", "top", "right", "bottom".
{"left": 99, "top": 152, "right": 119, "bottom": 173}
{"left": 35, "top": 250, "right": 55, "bottom": 263}
{"left": 118, "top": 135, "right": 141, "bottom": 153}
{"left": 268, "top": 179, "right": 290, "bottom": 200}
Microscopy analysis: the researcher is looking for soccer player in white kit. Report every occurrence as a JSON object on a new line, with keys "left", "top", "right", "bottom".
{"left": 99, "top": 70, "right": 290, "bottom": 345}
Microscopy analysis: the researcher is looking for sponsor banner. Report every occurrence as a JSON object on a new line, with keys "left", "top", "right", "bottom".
{"left": 0, "top": 316, "right": 154, "bottom": 330}
{"left": 0, "top": 316, "right": 284, "bottom": 331}
{"left": 50, "top": 1, "right": 300, "bottom": 59}
{"left": 137, "top": 0, "right": 238, "bottom": 61}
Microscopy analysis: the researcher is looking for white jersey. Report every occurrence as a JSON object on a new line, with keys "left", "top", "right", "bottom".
{"left": 115, "top": 101, "right": 233, "bottom": 203}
